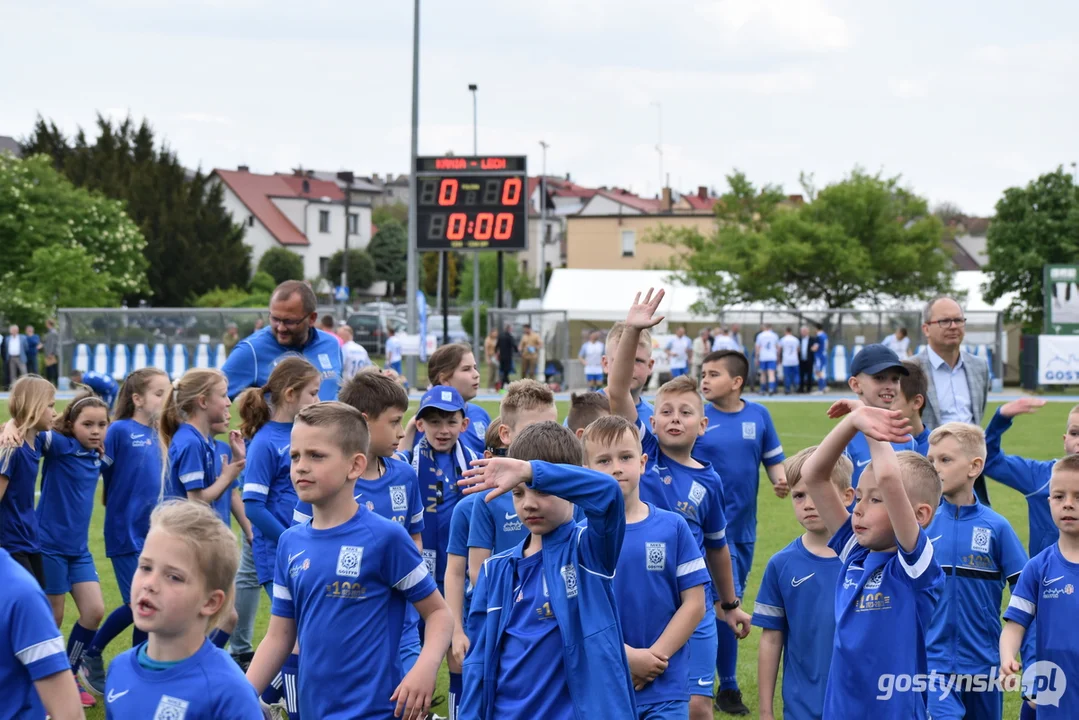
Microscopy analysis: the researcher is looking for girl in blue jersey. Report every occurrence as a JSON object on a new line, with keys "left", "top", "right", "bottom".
{"left": 0, "top": 375, "right": 57, "bottom": 587}
{"left": 78, "top": 368, "right": 171, "bottom": 696}
{"left": 103, "top": 499, "right": 262, "bottom": 719}
{"left": 416, "top": 343, "right": 489, "bottom": 453}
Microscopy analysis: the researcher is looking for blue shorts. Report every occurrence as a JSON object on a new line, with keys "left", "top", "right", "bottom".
{"left": 758, "top": 360, "right": 776, "bottom": 372}
{"left": 927, "top": 674, "right": 1002, "bottom": 720}
{"left": 389, "top": 360, "right": 402, "bottom": 374}
{"left": 687, "top": 614, "right": 718, "bottom": 697}
{"left": 42, "top": 550, "right": 99, "bottom": 595}
{"left": 814, "top": 356, "right": 827, "bottom": 373}
{"left": 110, "top": 553, "right": 140, "bottom": 605}
{"left": 638, "top": 700, "right": 690, "bottom": 719}
{"left": 586, "top": 373, "right": 604, "bottom": 383}
{"left": 670, "top": 367, "right": 688, "bottom": 377}
{"left": 728, "top": 541, "right": 754, "bottom": 598}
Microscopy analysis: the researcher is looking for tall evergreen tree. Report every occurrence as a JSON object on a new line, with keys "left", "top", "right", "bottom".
{"left": 22, "top": 114, "right": 251, "bottom": 306}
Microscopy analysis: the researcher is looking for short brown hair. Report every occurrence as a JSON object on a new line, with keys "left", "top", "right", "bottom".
{"left": 928, "top": 422, "right": 987, "bottom": 462}
{"left": 581, "top": 415, "right": 642, "bottom": 458}
{"left": 899, "top": 359, "right": 927, "bottom": 417}
{"left": 295, "top": 401, "right": 369, "bottom": 456}
{"left": 702, "top": 350, "right": 749, "bottom": 390}
{"left": 485, "top": 416, "right": 505, "bottom": 452}
{"left": 427, "top": 343, "right": 474, "bottom": 387}
{"left": 897, "top": 450, "right": 942, "bottom": 507}
{"left": 338, "top": 372, "right": 408, "bottom": 419}
{"left": 784, "top": 446, "right": 852, "bottom": 491}
{"left": 507, "top": 421, "right": 583, "bottom": 465}
{"left": 1051, "top": 454, "right": 1079, "bottom": 478}
{"left": 605, "top": 322, "right": 652, "bottom": 354}
{"left": 500, "top": 379, "right": 556, "bottom": 430}
{"left": 654, "top": 374, "right": 702, "bottom": 408}
{"left": 272, "top": 280, "right": 317, "bottom": 315}
{"left": 566, "top": 392, "right": 610, "bottom": 433}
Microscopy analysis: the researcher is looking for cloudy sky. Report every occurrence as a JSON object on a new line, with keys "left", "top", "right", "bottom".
{"left": 4, "top": 0, "right": 1077, "bottom": 215}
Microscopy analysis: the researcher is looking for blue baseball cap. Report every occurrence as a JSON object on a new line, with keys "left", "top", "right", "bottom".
{"left": 417, "top": 385, "right": 465, "bottom": 417}
{"left": 850, "top": 344, "right": 909, "bottom": 377}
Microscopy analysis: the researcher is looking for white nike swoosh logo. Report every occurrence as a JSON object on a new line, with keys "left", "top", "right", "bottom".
{"left": 278, "top": 445, "right": 290, "bottom": 455}
{"left": 129, "top": 433, "right": 144, "bottom": 439}
{"left": 697, "top": 678, "right": 712, "bottom": 687}
{"left": 107, "top": 689, "right": 129, "bottom": 702}
{"left": 505, "top": 513, "right": 518, "bottom": 520}
{"left": 791, "top": 573, "right": 815, "bottom": 587}
{"left": 1044, "top": 575, "right": 1065, "bottom": 586}
{"left": 704, "top": 425, "right": 721, "bottom": 433}
{"left": 856, "top": 459, "right": 871, "bottom": 467}
{"left": 929, "top": 535, "right": 942, "bottom": 543}
{"left": 288, "top": 550, "right": 306, "bottom": 564}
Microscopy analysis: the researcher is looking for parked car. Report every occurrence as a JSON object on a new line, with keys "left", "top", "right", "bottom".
{"left": 427, "top": 314, "right": 470, "bottom": 345}
{"left": 346, "top": 312, "right": 405, "bottom": 355}
{"left": 361, "top": 301, "right": 400, "bottom": 315}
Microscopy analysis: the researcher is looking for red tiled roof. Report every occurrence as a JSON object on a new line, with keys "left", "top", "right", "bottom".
{"left": 214, "top": 170, "right": 308, "bottom": 246}
{"left": 595, "top": 188, "right": 662, "bottom": 213}
{"left": 683, "top": 194, "right": 718, "bottom": 211}
{"left": 275, "top": 174, "right": 345, "bottom": 202}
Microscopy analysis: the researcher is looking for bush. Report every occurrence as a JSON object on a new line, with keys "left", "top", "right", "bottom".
{"left": 250, "top": 271, "right": 276, "bottom": 295}
{"left": 257, "top": 248, "right": 305, "bottom": 285}
{"left": 326, "top": 249, "right": 376, "bottom": 294}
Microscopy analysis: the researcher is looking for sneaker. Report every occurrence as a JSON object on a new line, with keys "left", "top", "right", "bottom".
{"left": 76, "top": 676, "right": 96, "bottom": 708}
{"left": 714, "top": 688, "right": 750, "bottom": 716}
{"left": 260, "top": 699, "right": 288, "bottom": 720}
{"left": 78, "top": 653, "right": 106, "bottom": 696}
{"left": 232, "top": 651, "right": 255, "bottom": 673}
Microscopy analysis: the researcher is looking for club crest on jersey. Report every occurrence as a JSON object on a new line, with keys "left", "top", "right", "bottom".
{"left": 971, "top": 526, "right": 992, "bottom": 553}
{"left": 318, "top": 353, "right": 333, "bottom": 369}
{"left": 390, "top": 486, "right": 408, "bottom": 512}
{"left": 742, "top": 422, "right": 756, "bottom": 440}
{"left": 365, "top": 501, "right": 375, "bottom": 511}
{"left": 153, "top": 695, "right": 189, "bottom": 720}
{"left": 864, "top": 567, "right": 884, "bottom": 590}
{"left": 336, "top": 545, "right": 363, "bottom": 578}
{"left": 422, "top": 549, "right": 437, "bottom": 576}
{"left": 661, "top": 475, "right": 673, "bottom": 485}
{"left": 560, "top": 564, "right": 579, "bottom": 598}
{"left": 688, "top": 481, "right": 707, "bottom": 506}
{"left": 646, "top": 542, "right": 666, "bottom": 571}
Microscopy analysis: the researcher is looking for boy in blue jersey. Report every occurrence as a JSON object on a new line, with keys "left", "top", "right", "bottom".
{"left": 925, "top": 422, "right": 1027, "bottom": 720}
{"left": 69, "top": 368, "right": 118, "bottom": 408}
{"left": 813, "top": 323, "right": 829, "bottom": 393}
{"left": 583, "top": 415, "right": 709, "bottom": 719}
{"left": 1001, "top": 453, "right": 1079, "bottom": 718}
{"left": 609, "top": 289, "right": 752, "bottom": 720}
{"left": 896, "top": 359, "right": 930, "bottom": 456}
{"left": 754, "top": 447, "right": 853, "bottom": 720}
{"left": 697, "top": 348, "right": 787, "bottom": 715}
{"left": 0, "top": 548, "right": 83, "bottom": 720}
{"left": 566, "top": 390, "right": 610, "bottom": 438}
{"left": 600, "top": 322, "right": 656, "bottom": 425}
{"left": 801, "top": 399, "right": 945, "bottom": 719}
{"left": 844, "top": 344, "right": 918, "bottom": 487}
{"left": 985, "top": 398, "right": 1077, "bottom": 557}
{"left": 248, "top": 402, "right": 452, "bottom": 720}
{"left": 459, "top": 421, "right": 637, "bottom": 720}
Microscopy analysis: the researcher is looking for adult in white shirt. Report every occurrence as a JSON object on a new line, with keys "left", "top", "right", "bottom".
{"left": 754, "top": 323, "right": 780, "bottom": 395}
{"left": 691, "top": 328, "right": 709, "bottom": 380}
{"left": 778, "top": 327, "right": 801, "bottom": 395}
{"left": 881, "top": 327, "right": 911, "bottom": 357}
{"left": 337, "top": 325, "right": 372, "bottom": 381}
{"left": 578, "top": 331, "right": 606, "bottom": 390}
{"left": 665, "top": 326, "right": 693, "bottom": 377}
{"left": 712, "top": 329, "right": 738, "bottom": 352}
{"left": 5, "top": 324, "right": 26, "bottom": 387}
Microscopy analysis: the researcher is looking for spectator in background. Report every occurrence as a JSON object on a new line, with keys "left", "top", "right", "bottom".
{"left": 798, "top": 326, "right": 815, "bottom": 394}
{"left": 729, "top": 322, "right": 745, "bottom": 352}
{"left": 384, "top": 326, "right": 403, "bottom": 375}
{"left": 320, "top": 314, "right": 343, "bottom": 345}
{"left": 337, "top": 325, "right": 371, "bottom": 380}
{"left": 497, "top": 323, "right": 516, "bottom": 389}
{"left": 882, "top": 327, "right": 911, "bottom": 357}
{"left": 518, "top": 323, "right": 542, "bottom": 380}
{"left": 5, "top": 325, "right": 27, "bottom": 386}
{"left": 252, "top": 317, "right": 265, "bottom": 332}
{"left": 42, "top": 319, "right": 60, "bottom": 386}
{"left": 779, "top": 326, "right": 801, "bottom": 395}
{"left": 665, "top": 325, "right": 693, "bottom": 377}
{"left": 484, "top": 327, "right": 499, "bottom": 391}
{"left": 692, "top": 328, "right": 710, "bottom": 380}
{"left": 712, "top": 327, "right": 738, "bottom": 352}
{"left": 578, "top": 330, "right": 606, "bottom": 390}
{"left": 222, "top": 322, "right": 240, "bottom": 356}
{"left": 23, "top": 326, "right": 40, "bottom": 375}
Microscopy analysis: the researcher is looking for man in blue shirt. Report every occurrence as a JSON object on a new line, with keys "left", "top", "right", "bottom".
{"left": 844, "top": 344, "right": 918, "bottom": 487}
{"left": 23, "top": 326, "right": 40, "bottom": 376}
{"left": 813, "top": 323, "right": 829, "bottom": 393}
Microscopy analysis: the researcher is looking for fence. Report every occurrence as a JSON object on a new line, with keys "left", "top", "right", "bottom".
{"left": 487, "top": 307, "right": 572, "bottom": 384}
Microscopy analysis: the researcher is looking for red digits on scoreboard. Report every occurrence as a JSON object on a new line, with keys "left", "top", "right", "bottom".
{"left": 438, "top": 178, "right": 459, "bottom": 206}
{"left": 474, "top": 213, "right": 494, "bottom": 240}
{"left": 447, "top": 213, "right": 466, "bottom": 240}
{"left": 494, "top": 213, "right": 513, "bottom": 240}
{"left": 501, "top": 177, "right": 522, "bottom": 205}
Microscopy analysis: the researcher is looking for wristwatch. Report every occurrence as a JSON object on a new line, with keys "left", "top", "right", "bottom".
{"left": 720, "top": 599, "right": 741, "bottom": 611}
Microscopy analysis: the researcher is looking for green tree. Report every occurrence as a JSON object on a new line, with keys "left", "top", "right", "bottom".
{"left": 367, "top": 220, "right": 407, "bottom": 295}
{"left": 250, "top": 270, "right": 276, "bottom": 295}
{"left": 457, "top": 252, "right": 537, "bottom": 305}
{"left": 0, "top": 154, "right": 147, "bottom": 324}
{"left": 982, "top": 167, "right": 1079, "bottom": 333}
{"left": 22, "top": 114, "right": 251, "bottom": 306}
{"left": 327, "top": 249, "right": 376, "bottom": 294}
{"left": 372, "top": 202, "right": 408, "bottom": 228}
{"left": 651, "top": 169, "right": 953, "bottom": 313}
{"left": 257, "top": 247, "right": 305, "bottom": 285}
{"left": 421, "top": 252, "right": 462, "bottom": 299}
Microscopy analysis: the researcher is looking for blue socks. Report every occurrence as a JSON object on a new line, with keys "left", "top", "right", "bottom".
{"left": 208, "top": 628, "right": 231, "bottom": 649}
{"left": 1020, "top": 700, "right": 1037, "bottom": 720}
{"left": 67, "top": 622, "right": 96, "bottom": 672}
{"left": 449, "top": 672, "right": 462, "bottom": 720}
{"left": 261, "top": 673, "right": 284, "bottom": 705}
{"left": 283, "top": 654, "right": 300, "bottom": 719}
{"left": 716, "top": 618, "right": 739, "bottom": 692}
{"left": 85, "top": 605, "right": 134, "bottom": 658}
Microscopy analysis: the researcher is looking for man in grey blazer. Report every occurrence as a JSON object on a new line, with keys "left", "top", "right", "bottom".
{"left": 917, "top": 296, "right": 991, "bottom": 503}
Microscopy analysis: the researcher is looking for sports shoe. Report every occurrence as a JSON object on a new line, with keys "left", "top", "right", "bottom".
{"left": 76, "top": 676, "right": 96, "bottom": 708}
{"left": 260, "top": 699, "right": 288, "bottom": 720}
{"left": 714, "top": 688, "right": 750, "bottom": 716}
{"left": 232, "top": 651, "right": 255, "bottom": 673}
{"left": 78, "top": 652, "right": 106, "bottom": 696}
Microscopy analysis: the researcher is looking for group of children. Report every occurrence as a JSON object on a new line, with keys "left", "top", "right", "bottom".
{"left": 3, "top": 290, "right": 1079, "bottom": 720}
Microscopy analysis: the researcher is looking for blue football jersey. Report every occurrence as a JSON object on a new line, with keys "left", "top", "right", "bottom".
{"left": 102, "top": 419, "right": 162, "bottom": 557}
{"left": 844, "top": 431, "right": 918, "bottom": 487}
{"left": 211, "top": 439, "right": 234, "bottom": 527}
{"left": 165, "top": 423, "right": 216, "bottom": 500}
{"left": 241, "top": 421, "right": 296, "bottom": 585}
{"left": 695, "top": 401, "right": 785, "bottom": 544}
{"left": 293, "top": 458, "right": 424, "bottom": 537}
{"left": 0, "top": 441, "right": 42, "bottom": 555}
{"left": 468, "top": 492, "right": 527, "bottom": 555}
{"left": 751, "top": 536, "right": 842, "bottom": 720}
{"left": 35, "top": 430, "right": 110, "bottom": 556}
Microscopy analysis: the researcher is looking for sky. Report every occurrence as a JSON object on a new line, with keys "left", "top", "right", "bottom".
{"left": 3, "top": 0, "right": 1078, "bottom": 216}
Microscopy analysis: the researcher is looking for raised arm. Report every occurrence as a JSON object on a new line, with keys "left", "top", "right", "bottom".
{"left": 800, "top": 411, "right": 859, "bottom": 536}
{"left": 865, "top": 434, "right": 919, "bottom": 553}
{"left": 984, "top": 403, "right": 1045, "bottom": 495}
{"left": 609, "top": 289, "right": 665, "bottom": 423}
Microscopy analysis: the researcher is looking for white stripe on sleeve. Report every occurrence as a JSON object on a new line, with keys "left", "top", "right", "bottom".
{"left": 676, "top": 558, "right": 706, "bottom": 577}
{"left": 763, "top": 446, "right": 784, "bottom": 460}
{"left": 753, "top": 603, "right": 785, "bottom": 618}
{"left": 394, "top": 562, "right": 430, "bottom": 592}
{"left": 15, "top": 637, "right": 65, "bottom": 666}
{"left": 1008, "top": 595, "right": 1036, "bottom": 617}
{"left": 704, "top": 528, "right": 726, "bottom": 541}
{"left": 292, "top": 508, "right": 311, "bottom": 524}
{"left": 411, "top": 511, "right": 424, "bottom": 526}
{"left": 179, "top": 471, "right": 204, "bottom": 484}
{"left": 898, "top": 537, "right": 935, "bottom": 579}
{"left": 839, "top": 533, "right": 859, "bottom": 564}
{"left": 272, "top": 583, "right": 292, "bottom": 601}
{"left": 244, "top": 483, "right": 270, "bottom": 496}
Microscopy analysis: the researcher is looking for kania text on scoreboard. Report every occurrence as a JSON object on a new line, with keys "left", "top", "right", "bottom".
{"left": 414, "top": 155, "right": 528, "bottom": 252}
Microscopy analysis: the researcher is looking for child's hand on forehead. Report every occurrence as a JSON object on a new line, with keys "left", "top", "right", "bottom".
{"left": 460, "top": 456, "right": 533, "bottom": 502}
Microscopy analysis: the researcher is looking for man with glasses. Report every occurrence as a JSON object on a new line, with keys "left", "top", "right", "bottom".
{"left": 917, "top": 295, "right": 991, "bottom": 503}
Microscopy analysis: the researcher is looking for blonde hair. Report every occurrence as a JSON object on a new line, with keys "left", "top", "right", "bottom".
{"left": 114, "top": 368, "right": 169, "bottom": 422}
{"left": 500, "top": 379, "right": 556, "bottom": 430}
{"left": 654, "top": 374, "right": 703, "bottom": 408}
{"left": 160, "top": 369, "right": 227, "bottom": 448}
{"left": 784, "top": 446, "right": 853, "bottom": 491}
{"left": 7, "top": 375, "right": 55, "bottom": 442}
{"left": 295, "top": 401, "right": 369, "bottom": 456}
{"left": 235, "top": 357, "right": 320, "bottom": 439}
{"left": 897, "top": 450, "right": 942, "bottom": 508}
{"left": 605, "top": 322, "right": 652, "bottom": 354}
{"left": 1052, "top": 454, "right": 1079, "bottom": 478}
{"left": 581, "top": 414, "right": 642, "bottom": 458}
{"left": 148, "top": 499, "right": 239, "bottom": 630}
{"left": 928, "top": 422, "right": 987, "bottom": 462}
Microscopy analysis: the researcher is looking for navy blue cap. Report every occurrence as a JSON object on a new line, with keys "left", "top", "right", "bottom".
{"left": 417, "top": 385, "right": 465, "bottom": 417}
{"left": 850, "top": 344, "right": 909, "bottom": 377}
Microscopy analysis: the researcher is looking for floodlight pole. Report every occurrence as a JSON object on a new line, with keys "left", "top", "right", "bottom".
{"left": 405, "top": 0, "right": 421, "bottom": 388}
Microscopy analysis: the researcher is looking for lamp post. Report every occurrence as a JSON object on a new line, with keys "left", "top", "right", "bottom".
{"left": 469, "top": 83, "right": 481, "bottom": 366}
{"left": 538, "top": 140, "right": 549, "bottom": 296}
{"left": 336, "top": 170, "right": 354, "bottom": 319}
{"left": 650, "top": 100, "right": 663, "bottom": 196}
{"left": 405, "top": 0, "right": 421, "bottom": 388}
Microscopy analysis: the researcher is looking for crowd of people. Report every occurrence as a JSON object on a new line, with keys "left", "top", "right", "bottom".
{"left": 1, "top": 281, "right": 1073, "bottom": 720}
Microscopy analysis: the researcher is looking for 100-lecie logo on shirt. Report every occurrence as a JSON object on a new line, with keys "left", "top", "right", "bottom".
{"left": 336, "top": 545, "right": 363, "bottom": 578}
{"left": 856, "top": 568, "right": 891, "bottom": 611}
{"left": 646, "top": 542, "right": 666, "bottom": 571}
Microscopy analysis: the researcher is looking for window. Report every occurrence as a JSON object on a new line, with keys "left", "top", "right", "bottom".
{"left": 621, "top": 229, "right": 636, "bottom": 257}
{"left": 319, "top": 210, "right": 330, "bottom": 233}
{"left": 319, "top": 257, "right": 330, "bottom": 277}
{"left": 521, "top": 259, "right": 529, "bottom": 276}
{"left": 348, "top": 212, "right": 359, "bottom": 234}
{"left": 248, "top": 215, "right": 255, "bottom": 227}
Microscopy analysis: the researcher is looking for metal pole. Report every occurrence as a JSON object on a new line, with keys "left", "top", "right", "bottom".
{"left": 405, "top": 0, "right": 421, "bottom": 388}
{"left": 338, "top": 172, "right": 354, "bottom": 319}
{"left": 651, "top": 101, "right": 663, "bottom": 196}
{"left": 470, "top": 84, "right": 481, "bottom": 367}
{"left": 538, "top": 140, "right": 548, "bottom": 295}
{"left": 442, "top": 252, "right": 450, "bottom": 345}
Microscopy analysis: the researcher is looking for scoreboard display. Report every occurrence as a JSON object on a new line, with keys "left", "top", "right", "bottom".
{"left": 414, "top": 156, "right": 528, "bottom": 252}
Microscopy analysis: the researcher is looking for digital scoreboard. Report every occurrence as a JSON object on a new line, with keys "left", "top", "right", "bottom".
{"left": 414, "top": 155, "right": 528, "bottom": 252}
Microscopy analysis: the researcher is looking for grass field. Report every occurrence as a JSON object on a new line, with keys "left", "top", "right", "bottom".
{"left": 18, "top": 397, "right": 1066, "bottom": 719}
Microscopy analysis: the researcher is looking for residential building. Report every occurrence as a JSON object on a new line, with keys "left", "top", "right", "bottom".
{"left": 565, "top": 212, "right": 716, "bottom": 270}
{"left": 523, "top": 175, "right": 598, "bottom": 285}
{"left": 367, "top": 173, "right": 411, "bottom": 207}
{"left": 0, "top": 136, "right": 22, "bottom": 158}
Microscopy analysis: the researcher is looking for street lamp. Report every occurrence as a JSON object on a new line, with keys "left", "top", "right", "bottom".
{"left": 538, "top": 140, "right": 549, "bottom": 296}
{"left": 336, "top": 170, "right": 355, "bottom": 318}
